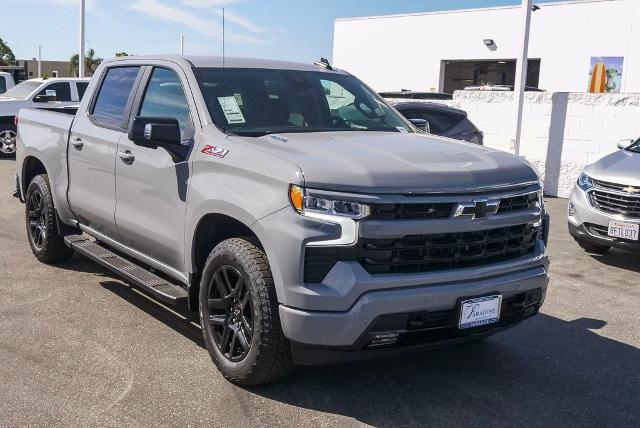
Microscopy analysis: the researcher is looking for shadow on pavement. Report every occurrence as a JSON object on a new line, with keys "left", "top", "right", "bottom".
{"left": 590, "top": 249, "right": 640, "bottom": 274}
{"left": 247, "top": 315, "right": 639, "bottom": 427}
{"left": 99, "top": 280, "right": 204, "bottom": 348}
{"left": 54, "top": 253, "right": 118, "bottom": 276}
{"left": 91, "top": 275, "right": 638, "bottom": 426}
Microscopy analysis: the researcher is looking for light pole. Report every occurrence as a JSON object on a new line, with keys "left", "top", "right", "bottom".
{"left": 180, "top": 34, "right": 185, "bottom": 54}
{"left": 79, "top": 0, "right": 85, "bottom": 78}
{"left": 513, "top": 0, "right": 533, "bottom": 156}
{"left": 37, "top": 45, "right": 42, "bottom": 78}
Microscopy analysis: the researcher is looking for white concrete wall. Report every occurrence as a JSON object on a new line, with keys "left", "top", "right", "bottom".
{"left": 334, "top": 0, "right": 640, "bottom": 93}
{"left": 408, "top": 91, "right": 640, "bottom": 198}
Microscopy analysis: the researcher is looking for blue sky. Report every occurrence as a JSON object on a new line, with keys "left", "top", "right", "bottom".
{"left": 3, "top": 0, "right": 569, "bottom": 63}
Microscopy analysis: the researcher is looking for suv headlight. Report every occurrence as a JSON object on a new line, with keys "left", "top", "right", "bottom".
{"left": 289, "top": 185, "right": 370, "bottom": 219}
{"left": 289, "top": 185, "right": 370, "bottom": 246}
{"left": 577, "top": 172, "right": 593, "bottom": 191}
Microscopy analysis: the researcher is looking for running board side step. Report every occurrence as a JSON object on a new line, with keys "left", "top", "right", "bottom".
{"left": 64, "top": 235, "right": 188, "bottom": 307}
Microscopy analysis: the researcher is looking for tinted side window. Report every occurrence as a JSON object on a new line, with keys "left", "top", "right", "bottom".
{"left": 91, "top": 67, "right": 141, "bottom": 129}
{"left": 139, "top": 68, "right": 191, "bottom": 136}
{"left": 38, "top": 82, "right": 72, "bottom": 102}
{"left": 0, "top": 77, "right": 6, "bottom": 93}
{"left": 77, "top": 82, "right": 89, "bottom": 100}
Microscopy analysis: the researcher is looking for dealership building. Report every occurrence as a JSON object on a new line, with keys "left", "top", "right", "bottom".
{"left": 333, "top": 0, "right": 640, "bottom": 94}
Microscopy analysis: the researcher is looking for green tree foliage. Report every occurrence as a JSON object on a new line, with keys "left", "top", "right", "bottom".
{"left": 69, "top": 48, "right": 103, "bottom": 77}
{"left": 0, "top": 38, "right": 15, "bottom": 66}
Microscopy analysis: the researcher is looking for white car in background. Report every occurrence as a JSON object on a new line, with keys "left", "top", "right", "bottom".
{"left": 0, "top": 77, "right": 90, "bottom": 157}
{"left": 0, "top": 72, "right": 16, "bottom": 94}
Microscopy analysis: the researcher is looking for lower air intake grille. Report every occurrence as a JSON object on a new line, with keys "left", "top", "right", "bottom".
{"left": 359, "top": 223, "right": 539, "bottom": 275}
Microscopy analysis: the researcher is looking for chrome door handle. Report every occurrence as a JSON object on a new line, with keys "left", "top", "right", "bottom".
{"left": 118, "top": 150, "right": 135, "bottom": 164}
{"left": 71, "top": 137, "right": 83, "bottom": 150}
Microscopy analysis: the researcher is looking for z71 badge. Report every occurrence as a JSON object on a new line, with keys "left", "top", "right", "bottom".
{"left": 201, "top": 145, "right": 229, "bottom": 158}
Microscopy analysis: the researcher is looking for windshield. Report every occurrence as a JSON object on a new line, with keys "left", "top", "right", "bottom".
{"left": 1, "top": 80, "right": 41, "bottom": 100}
{"left": 194, "top": 68, "right": 413, "bottom": 136}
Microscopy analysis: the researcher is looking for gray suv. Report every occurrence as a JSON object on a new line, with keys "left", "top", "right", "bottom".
{"left": 569, "top": 138, "right": 640, "bottom": 253}
{"left": 16, "top": 55, "right": 549, "bottom": 385}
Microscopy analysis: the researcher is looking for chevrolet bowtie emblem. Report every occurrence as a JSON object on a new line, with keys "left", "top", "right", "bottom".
{"left": 622, "top": 186, "right": 639, "bottom": 194}
{"left": 453, "top": 198, "right": 500, "bottom": 219}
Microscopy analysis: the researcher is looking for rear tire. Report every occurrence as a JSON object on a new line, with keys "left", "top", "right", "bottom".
{"left": 25, "top": 174, "right": 74, "bottom": 263}
{"left": 575, "top": 238, "right": 610, "bottom": 254}
{"left": 0, "top": 124, "right": 17, "bottom": 158}
{"left": 199, "top": 238, "right": 293, "bottom": 386}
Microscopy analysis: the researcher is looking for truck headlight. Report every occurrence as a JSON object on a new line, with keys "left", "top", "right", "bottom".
{"left": 289, "top": 185, "right": 370, "bottom": 246}
{"left": 577, "top": 172, "right": 593, "bottom": 191}
{"left": 289, "top": 185, "right": 370, "bottom": 219}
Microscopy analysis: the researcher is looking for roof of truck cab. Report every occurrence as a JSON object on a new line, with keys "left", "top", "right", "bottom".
{"left": 104, "top": 55, "right": 348, "bottom": 73}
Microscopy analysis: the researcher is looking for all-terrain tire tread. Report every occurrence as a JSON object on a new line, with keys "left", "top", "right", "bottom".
{"left": 26, "top": 174, "right": 73, "bottom": 263}
{"left": 202, "top": 238, "right": 293, "bottom": 386}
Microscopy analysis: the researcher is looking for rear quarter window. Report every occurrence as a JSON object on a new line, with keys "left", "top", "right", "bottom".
{"left": 77, "top": 82, "right": 89, "bottom": 100}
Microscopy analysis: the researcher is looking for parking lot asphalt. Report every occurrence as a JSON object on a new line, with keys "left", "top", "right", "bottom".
{"left": 0, "top": 157, "right": 638, "bottom": 427}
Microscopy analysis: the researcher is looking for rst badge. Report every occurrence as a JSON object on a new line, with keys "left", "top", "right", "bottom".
{"left": 201, "top": 145, "right": 229, "bottom": 158}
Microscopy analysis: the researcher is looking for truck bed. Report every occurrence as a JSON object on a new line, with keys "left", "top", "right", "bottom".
{"left": 16, "top": 107, "right": 75, "bottom": 220}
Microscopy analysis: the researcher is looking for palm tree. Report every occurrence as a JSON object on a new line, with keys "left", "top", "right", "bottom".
{"left": 69, "top": 48, "right": 103, "bottom": 77}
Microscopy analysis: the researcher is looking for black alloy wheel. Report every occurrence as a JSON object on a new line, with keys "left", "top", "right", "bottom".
{"left": 206, "top": 265, "right": 254, "bottom": 362}
{"left": 27, "top": 188, "right": 46, "bottom": 250}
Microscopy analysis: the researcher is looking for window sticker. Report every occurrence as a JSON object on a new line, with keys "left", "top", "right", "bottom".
{"left": 218, "top": 96, "right": 246, "bottom": 124}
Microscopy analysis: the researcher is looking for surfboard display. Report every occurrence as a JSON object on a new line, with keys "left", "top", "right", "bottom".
{"left": 589, "top": 61, "right": 607, "bottom": 93}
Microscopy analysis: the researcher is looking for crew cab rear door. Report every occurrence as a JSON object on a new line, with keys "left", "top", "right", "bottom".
{"left": 67, "top": 66, "right": 143, "bottom": 240}
{"left": 114, "top": 64, "right": 197, "bottom": 273}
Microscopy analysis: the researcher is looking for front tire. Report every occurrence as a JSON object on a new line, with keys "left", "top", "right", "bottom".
{"left": 0, "top": 124, "right": 17, "bottom": 158}
{"left": 199, "top": 238, "right": 293, "bottom": 386}
{"left": 575, "top": 238, "right": 610, "bottom": 254}
{"left": 25, "top": 174, "right": 74, "bottom": 263}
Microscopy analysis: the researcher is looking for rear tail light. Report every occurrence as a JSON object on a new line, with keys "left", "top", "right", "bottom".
{"left": 13, "top": 115, "right": 18, "bottom": 127}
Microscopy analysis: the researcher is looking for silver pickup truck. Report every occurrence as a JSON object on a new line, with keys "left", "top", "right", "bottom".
{"left": 15, "top": 55, "right": 549, "bottom": 386}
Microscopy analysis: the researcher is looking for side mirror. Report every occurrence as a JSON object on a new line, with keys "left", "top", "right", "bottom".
{"left": 409, "top": 118, "right": 430, "bottom": 133}
{"left": 617, "top": 138, "right": 634, "bottom": 150}
{"left": 128, "top": 116, "right": 181, "bottom": 147}
{"left": 34, "top": 90, "right": 57, "bottom": 103}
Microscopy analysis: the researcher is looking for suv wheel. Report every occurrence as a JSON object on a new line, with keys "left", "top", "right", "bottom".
{"left": 199, "top": 238, "right": 293, "bottom": 386}
{"left": 575, "top": 238, "right": 610, "bottom": 254}
{"left": 25, "top": 174, "right": 74, "bottom": 263}
{"left": 0, "top": 124, "right": 17, "bottom": 157}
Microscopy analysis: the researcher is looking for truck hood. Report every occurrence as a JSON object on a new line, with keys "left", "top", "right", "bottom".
{"left": 230, "top": 131, "right": 539, "bottom": 194}
{"left": 585, "top": 149, "right": 640, "bottom": 186}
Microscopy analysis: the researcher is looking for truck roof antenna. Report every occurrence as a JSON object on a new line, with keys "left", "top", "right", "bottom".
{"left": 314, "top": 57, "right": 333, "bottom": 70}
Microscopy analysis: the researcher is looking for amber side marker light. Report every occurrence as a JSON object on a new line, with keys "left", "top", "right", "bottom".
{"left": 289, "top": 185, "right": 304, "bottom": 213}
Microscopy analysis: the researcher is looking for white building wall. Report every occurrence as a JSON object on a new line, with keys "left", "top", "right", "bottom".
{"left": 333, "top": 0, "right": 640, "bottom": 93}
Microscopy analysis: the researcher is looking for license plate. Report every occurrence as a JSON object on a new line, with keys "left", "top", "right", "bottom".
{"left": 608, "top": 220, "right": 639, "bottom": 241}
{"left": 458, "top": 295, "right": 502, "bottom": 329}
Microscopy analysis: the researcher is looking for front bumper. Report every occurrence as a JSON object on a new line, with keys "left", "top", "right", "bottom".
{"left": 280, "top": 262, "right": 548, "bottom": 350}
{"left": 568, "top": 185, "right": 640, "bottom": 251}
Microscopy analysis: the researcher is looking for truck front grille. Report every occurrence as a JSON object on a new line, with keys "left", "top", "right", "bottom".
{"left": 589, "top": 190, "right": 640, "bottom": 219}
{"left": 370, "top": 202, "right": 454, "bottom": 220}
{"left": 358, "top": 223, "right": 539, "bottom": 275}
{"left": 369, "top": 192, "right": 539, "bottom": 220}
